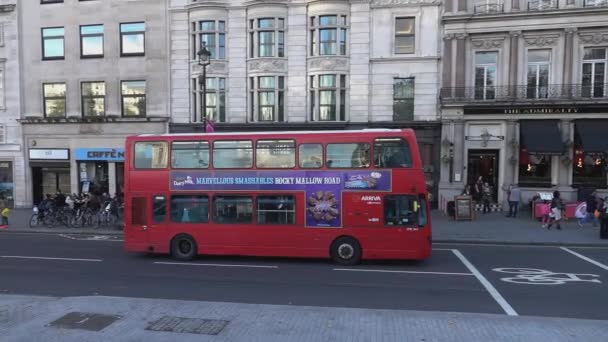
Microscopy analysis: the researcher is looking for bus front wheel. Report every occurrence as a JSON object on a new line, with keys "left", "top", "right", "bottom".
{"left": 171, "top": 234, "right": 197, "bottom": 261}
{"left": 330, "top": 237, "right": 362, "bottom": 266}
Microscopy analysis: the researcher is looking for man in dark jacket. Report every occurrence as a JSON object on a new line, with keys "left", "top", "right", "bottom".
{"left": 579, "top": 191, "right": 598, "bottom": 227}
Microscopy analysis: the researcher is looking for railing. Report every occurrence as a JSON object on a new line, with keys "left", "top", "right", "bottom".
{"left": 584, "top": 0, "right": 608, "bottom": 7}
{"left": 527, "top": 0, "right": 559, "bottom": 10}
{"left": 474, "top": 2, "right": 505, "bottom": 13}
{"left": 441, "top": 84, "right": 608, "bottom": 103}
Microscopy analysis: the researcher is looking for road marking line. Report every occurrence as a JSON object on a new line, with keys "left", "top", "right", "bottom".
{"left": 432, "top": 242, "right": 608, "bottom": 249}
{"left": 59, "top": 234, "right": 124, "bottom": 242}
{"left": 432, "top": 248, "right": 454, "bottom": 251}
{"left": 154, "top": 262, "right": 278, "bottom": 269}
{"left": 333, "top": 268, "right": 473, "bottom": 276}
{"left": 451, "top": 249, "right": 518, "bottom": 316}
{"left": 0, "top": 256, "right": 102, "bottom": 262}
{"left": 561, "top": 247, "right": 608, "bottom": 271}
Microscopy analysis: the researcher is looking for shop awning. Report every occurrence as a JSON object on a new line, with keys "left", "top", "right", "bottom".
{"left": 575, "top": 120, "right": 608, "bottom": 153}
{"left": 520, "top": 120, "right": 565, "bottom": 155}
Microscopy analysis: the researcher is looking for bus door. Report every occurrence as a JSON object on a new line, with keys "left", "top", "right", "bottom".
{"left": 127, "top": 192, "right": 149, "bottom": 243}
{"left": 149, "top": 194, "right": 169, "bottom": 248}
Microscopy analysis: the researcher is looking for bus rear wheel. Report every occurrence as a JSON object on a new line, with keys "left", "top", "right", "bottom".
{"left": 330, "top": 237, "right": 362, "bottom": 266}
{"left": 171, "top": 234, "right": 197, "bottom": 261}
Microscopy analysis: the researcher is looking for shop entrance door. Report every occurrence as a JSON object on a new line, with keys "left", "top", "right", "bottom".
{"left": 32, "top": 167, "right": 71, "bottom": 204}
{"left": 467, "top": 150, "right": 499, "bottom": 202}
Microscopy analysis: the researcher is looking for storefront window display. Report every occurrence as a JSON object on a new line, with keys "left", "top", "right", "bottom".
{"left": 0, "top": 162, "right": 14, "bottom": 207}
{"left": 79, "top": 161, "right": 109, "bottom": 195}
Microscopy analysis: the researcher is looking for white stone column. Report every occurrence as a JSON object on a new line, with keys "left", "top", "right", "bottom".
{"left": 227, "top": 8, "right": 248, "bottom": 123}
{"left": 108, "top": 162, "right": 116, "bottom": 196}
{"left": 287, "top": 4, "right": 307, "bottom": 122}
{"left": 349, "top": 2, "right": 371, "bottom": 123}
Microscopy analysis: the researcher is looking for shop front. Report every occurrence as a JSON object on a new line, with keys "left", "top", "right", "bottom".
{"left": 75, "top": 148, "right": 125, "bottom": 196}
{"left": 29, "top": 148, "right": 71, "bottom": 205}
{"left": 440, "top": 104, "right": 608, "bottom": 212}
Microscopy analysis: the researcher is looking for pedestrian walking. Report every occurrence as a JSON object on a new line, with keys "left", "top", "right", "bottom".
{"left": 0, "top": 200, "right": 11, "bottom": 228}
{"left": 506, "top": 184, "right": 521, "bottom": 218}
{"left": 482, "top": 182, "right": 492, "bottom": 214}
{"left": 578, "top": 191, "right": 599, "bottom": 228}
{"left": 601, "top": 196, "right": 608, "bottom": 239}
{"left": 547, "top": 191, "right": 564, "bottom": 230}
{"left": 474, "top": 176, "right": 484, "bottom": 204}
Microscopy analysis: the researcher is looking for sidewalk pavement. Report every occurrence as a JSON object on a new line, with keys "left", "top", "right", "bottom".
{"left": 1, "top": 294, "right": 607, "bottom": 342}
{"left": 432, "top": 210, "right": 608, "bottom": 246}
{"left": 2, "top": 208, "right": 608, "bottom": 246}
{"left": 0, "top": 209, "right": 123, "bottom": 236}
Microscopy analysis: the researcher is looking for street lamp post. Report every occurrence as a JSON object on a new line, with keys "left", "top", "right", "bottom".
{"left": 197, "top": 42, "right": 211, "bottom": 132}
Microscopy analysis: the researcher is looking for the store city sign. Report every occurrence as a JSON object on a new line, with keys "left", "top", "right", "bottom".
{"left": 75, "top": 148, "right": 125, "bottom": 162}
{"left": 464, "top": 105, "right": 608, "bottom": 115}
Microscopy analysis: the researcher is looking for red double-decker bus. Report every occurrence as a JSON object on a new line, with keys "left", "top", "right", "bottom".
{"left": 124, "top": 129, "right": 431, "bottom": 265}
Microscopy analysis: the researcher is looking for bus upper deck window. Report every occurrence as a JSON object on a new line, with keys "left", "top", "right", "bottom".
{"left": 326, "top": 143, "right": 370, "bottom": 168}
{"left": 134, "top": 142, "right": 168, "bottom": 169}
{"left": 299, "top": 144, "right": 323, "bottom": 168}
{"left": 374, "top": 138, "right": 412, "bottom": 168}
{"left": 171, "top": 141, "right": 209, "bottom": 169}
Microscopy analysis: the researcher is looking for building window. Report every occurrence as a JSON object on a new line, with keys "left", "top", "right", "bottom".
{"left": 249, "top": 76, "right": 285, "bottom": 122}
{"left": 249, "top": 18, "right": 285, "bottom": 58}
{"left": 526, "top": 50, "right": 550, "bottom": 99}
{"left": 41, "top": 0, "right": 64, "bottom": 3}
{"left": 527, "top": 0, "right": 558, "bottom": 11}
{"left": 80, "top": 24, "right": 104, "bottom": 58}
{"left": 81, "top": 81, "right": 105, "bottom": 117}
{"left": 43, "top": 83, "right": 66, "bottom": 117}
{"left": 393, "top": 78, "right": 415, "bottom": 121}
{"left": 42, "top": 27, "right": 65, "bottom": 60}
{"left": 309, "top": 74, "right": 346, "bottom": 122}
{"left": 192, "top": 20, "right": 225, "bottom": 60}
{"left": 395, "top": 18, "right": 415, "bottom": 54}
{"left": 519, "top": 152, "right": 552, "bottom": 187}
{"left": 474, "top": 51, "right": 498, "bottom": 100}
{"left": 310, "top": 15, "right": 347, "bottom": 56}
{"left": 582, "top": 47, "right": 607, "bottom": 98}
{"left": 121, "top": 80, "right": 146, "bottom": 116}
{"left": 120, "top": 22, "right": 145, "bottom": 56}
{"left": 192, "top": 77, "right": 225, "bottom": 123}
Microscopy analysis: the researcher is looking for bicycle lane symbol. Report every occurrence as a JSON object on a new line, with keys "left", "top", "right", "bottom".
{"left": 492, "top": 268, "right": 602, "bottom": 285}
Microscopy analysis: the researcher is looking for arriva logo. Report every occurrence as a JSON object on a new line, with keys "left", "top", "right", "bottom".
{"left": 361, "top": 196, "right": 381, "bottom": 201}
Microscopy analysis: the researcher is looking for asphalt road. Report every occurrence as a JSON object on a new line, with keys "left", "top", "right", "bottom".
{"left": 1, "top": 233, "right": 608, "bottom": 320}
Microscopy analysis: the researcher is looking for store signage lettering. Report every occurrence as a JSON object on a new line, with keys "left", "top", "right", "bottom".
{"left": 503, "top": 108, "right": 578, "bottom": 114}
{"left": 75, "top": 148, "right": 125, "bottom": 161}
{"left": 86, "top": 151, "right": 125, "bottom": 159}
{"left": 464, "top": 105, "right": 608, "bottom": 115}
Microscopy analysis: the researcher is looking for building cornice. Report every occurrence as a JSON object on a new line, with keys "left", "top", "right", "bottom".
{"left": 443, "top": 7, "right": 608, "bottom": 23}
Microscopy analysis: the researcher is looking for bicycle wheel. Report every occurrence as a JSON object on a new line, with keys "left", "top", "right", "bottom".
{"left": 44, "top": 214, "right": 56, "bottom": 228}
{"left": 29, "top": 214, "right": 39, "bottom": 228}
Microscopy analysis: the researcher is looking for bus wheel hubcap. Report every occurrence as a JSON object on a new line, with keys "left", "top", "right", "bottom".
{"left": 338, "top": 244, "right": 354, "bottom": 259}
{"left": 179, "top": 240, "right": 192, "bottom": 254}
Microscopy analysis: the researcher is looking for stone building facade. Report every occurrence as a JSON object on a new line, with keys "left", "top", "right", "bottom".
{"left": 18, "top": 0, "right": 169, "bottom": 205}
{"left": 168, "top": 0, "right": 442, "bottom": 204}
{"left": 0, "top": 1, "right": 24, "bottom": 208}
{"left": 439, "top": 0, "right": 608, "bottom": 210}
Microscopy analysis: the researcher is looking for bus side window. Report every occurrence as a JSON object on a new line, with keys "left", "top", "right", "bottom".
{"left": 134, "top": 142, "right": 168, "bottom": 169}
{"left": 384, "top": 195, "right": 417, "bottom": 226}
{"left": 152, "top": 195, "right": 166, "bottom": 223}
{"left": 299, "top": 144, "right": 323, "bottom": 168}
{"left": 374, "top": 138, "right": 412, "bottom": 168}
{"left": 170, "top": 195, "right": 209, "bottom": 224}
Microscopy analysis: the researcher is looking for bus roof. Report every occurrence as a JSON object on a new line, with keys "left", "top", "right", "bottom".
{"left": 136, "top": 128, "right": 408, "bottom": 138}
